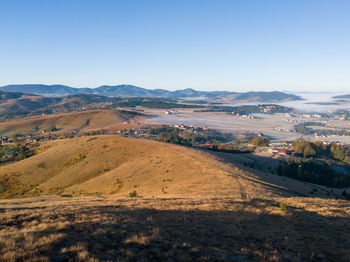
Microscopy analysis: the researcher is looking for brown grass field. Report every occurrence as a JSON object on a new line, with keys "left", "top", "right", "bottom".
{"left": 0, "top": 110, "right": 144, "bottom": 136}
{"left": 0, "top": 135, "right": 349, "bottom": 261}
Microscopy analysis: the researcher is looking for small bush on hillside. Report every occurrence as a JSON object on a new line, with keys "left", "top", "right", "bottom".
{"left": 280, "top": 202, "right": 287, "bottom": 213}
{"left": 37, "top": 162, "right": 46, "bottom": 168}
{"left": 128, "top": 191, "right": 138, "bottom": 197}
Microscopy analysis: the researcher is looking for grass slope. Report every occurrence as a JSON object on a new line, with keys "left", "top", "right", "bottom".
{"left": 0, "top": 135, "right": 272, "bottom": 199}
{"left": 0, "top": 134, "right": 342, "bottom": 199}
{"left": 0, "top": 110, "right": 140, "bottom": 136}
{"left": 0, "top": 135, "right": 349, "bottom": 261}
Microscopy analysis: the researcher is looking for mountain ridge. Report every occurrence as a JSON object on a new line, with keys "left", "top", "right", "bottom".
{"left": 0, "top": 84, "right": 303, "bottom": 101}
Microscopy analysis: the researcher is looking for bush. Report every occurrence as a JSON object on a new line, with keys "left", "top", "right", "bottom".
{"left": 280, "top": 202, "right": 287, "bottom": 213}
{"left": 251, "top": 136, "right": 270, "bottom": 147}
{"left": 128, "top": 191, "right": 138, "bottom": 197}
{"left": 37, "top": 162, "right": 46, "bottom": 168}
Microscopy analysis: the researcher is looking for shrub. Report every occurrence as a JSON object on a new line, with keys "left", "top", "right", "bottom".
{"left": 251, "top": 136, "right": 270, "bottom": 147}
{"left": 280, "top": 202, "right": 287, "bottom": 213}
{"left": 37, "top": 162, "right": 46, "bottom": 168}
{"left": 128, "top": 191, "right": 138, "bottom": 197}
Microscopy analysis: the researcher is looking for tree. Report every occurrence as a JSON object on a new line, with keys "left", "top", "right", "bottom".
{"left": 251, "top": 136, "right": 270, "bottom": 147}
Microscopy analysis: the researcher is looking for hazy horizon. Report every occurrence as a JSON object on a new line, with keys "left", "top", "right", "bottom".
{"left": 0, "top": 83, "right": 349, "bottom": 95}
{"left": 1, "top": 0, "right": 349, "bottom": 92}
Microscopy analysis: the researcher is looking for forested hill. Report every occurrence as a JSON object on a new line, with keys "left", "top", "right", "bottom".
{"left": 0, "top": 84, "right": 303, "bottom": 101}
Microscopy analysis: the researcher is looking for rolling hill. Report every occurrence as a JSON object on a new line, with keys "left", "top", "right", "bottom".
{"left": 0, "top": 90, "right": 117, "bottom": 121}
{"left": 0, "top": 135, "right": 342, "bottom": 199}
{"left": 0, "top": 110, "right": 144, "bottom": 136}
{"left": 0, "top": 84, "right": 303, "bottom": 101}
{"left": 0, "top": 135, "right": 349, "bottom": 261}
{"left": 0, "top": 135, "right": 259, "bottom": 198}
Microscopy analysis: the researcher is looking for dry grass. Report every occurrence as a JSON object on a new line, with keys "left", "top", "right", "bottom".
{"left": 0, "top": 196, "right": 349, "bottom": 261}
{"left": 1, "top": 135, "right": 343, "bottom": 200}
{"left": 0, "top": 109, "right": 144, "bottom": 136}
{"left": 0, "top": 135, "right": 283, "bottom": 199}
{"left": 1, "top": 135, "right": 350, "bottom": 261}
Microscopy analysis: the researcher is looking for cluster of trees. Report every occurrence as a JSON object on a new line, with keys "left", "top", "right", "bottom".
{"left": 251, "top": 136, "right": 270, "bottom": 147}
{"left": 156, "top": 132, "right": 187, "bottom": 145}
{"left": 197, "top": 104, "right": 290, "bottom": 114}
{"left": 294, "top": 122, "right": 350, "bottom": 136}
{"left": 277, "top": 159, "right": 350, "bottom": 188}
{"left": 294, "top": 122, "right": 323, "bottom": 135}
{"left": 151, "top": 126, "right": 255, "bottom": 154}
{"left": 113, "top": 98, "right": 203, "bottom": 109}
{"left": 210, "top": 142, "right": 253, "bottom": 154}
{"left": 149, "top": 126, "right": 235, "bottom": 146}
{"left": 155, "top": 131, "right": 253, "bottom": 154}
{"left": 293, "top": 140, "right": 350, "bottom": 164}
{"left": 80, "top": 130, "right": 109, "bottom": 137}
{"left": 155, "top": 131, "right": 212, "bottom": 146}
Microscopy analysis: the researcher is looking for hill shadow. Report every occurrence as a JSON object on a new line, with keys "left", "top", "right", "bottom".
{"left": 1, "top": 198, "right": 349, "bottom": 261}
{"left": 209, "top": 150, "right": 348, "bottom": 200}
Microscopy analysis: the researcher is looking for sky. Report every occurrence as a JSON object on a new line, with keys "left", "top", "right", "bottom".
{"left": 0, "top": 0, "right": 349, "bottom": 92}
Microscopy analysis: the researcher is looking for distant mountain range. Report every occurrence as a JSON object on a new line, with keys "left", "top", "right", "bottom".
{"left": 332, "top": 94, "right": 350, "bottom": 99}
{"left": 0, "top": 84, "right": 302, "bottom": 101}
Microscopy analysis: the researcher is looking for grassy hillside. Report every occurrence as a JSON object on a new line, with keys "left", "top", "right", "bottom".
{"left": 0, "top": 135, "right": 262, "bottom": 198}
{"left": 0, "top": 135, "right": 341, "bottom": 199}
{"left": 0, "top": 110, "right": 143, "bottom": 136}
{"left": 0, "top": 135, "right": 349, "bottom": 261}
{"left": 0, "top": 91, "right": 116, "bottom": 121}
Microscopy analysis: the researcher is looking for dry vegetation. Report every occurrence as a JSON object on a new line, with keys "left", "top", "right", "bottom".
{"left": 0, "top": 135, "right": 342, "bottom": 199}
{"left": 0, "top": 110, "right": 144, "bottom": 136}
{"left": 0, "top": 135, "right": 349, "bottom": 261}
{"left": 0, "top": 196, "right": 349, "bottom": 261}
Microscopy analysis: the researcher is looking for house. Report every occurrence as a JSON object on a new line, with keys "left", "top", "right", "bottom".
{"left": 3, "top": 150, "right": 14, "bottom": 158}
{"left": 205, "top": 143, "right": 214, "bottom": 149}
{"left": 272, "top": 148, "right": 279, "bottom": 153}
{"left": 277, "top": 149, "right": 287, "bottom": 155}
{"left": 1, "top": 137, "right": 8, "bottom": 144}
{"left": 165, "top": 110, "right": 178, "bottom": 115}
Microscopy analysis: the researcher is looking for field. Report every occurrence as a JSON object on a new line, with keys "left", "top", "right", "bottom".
{"left": 143, "top": 109, "right": 350, "bottom": 143}
{"left": 0, "top": 135, "right": 349, "bottom": 261}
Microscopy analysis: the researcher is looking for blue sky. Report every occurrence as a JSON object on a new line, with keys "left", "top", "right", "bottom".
{"left": 0, "top": 0, "right": 349, "bottom": 92}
